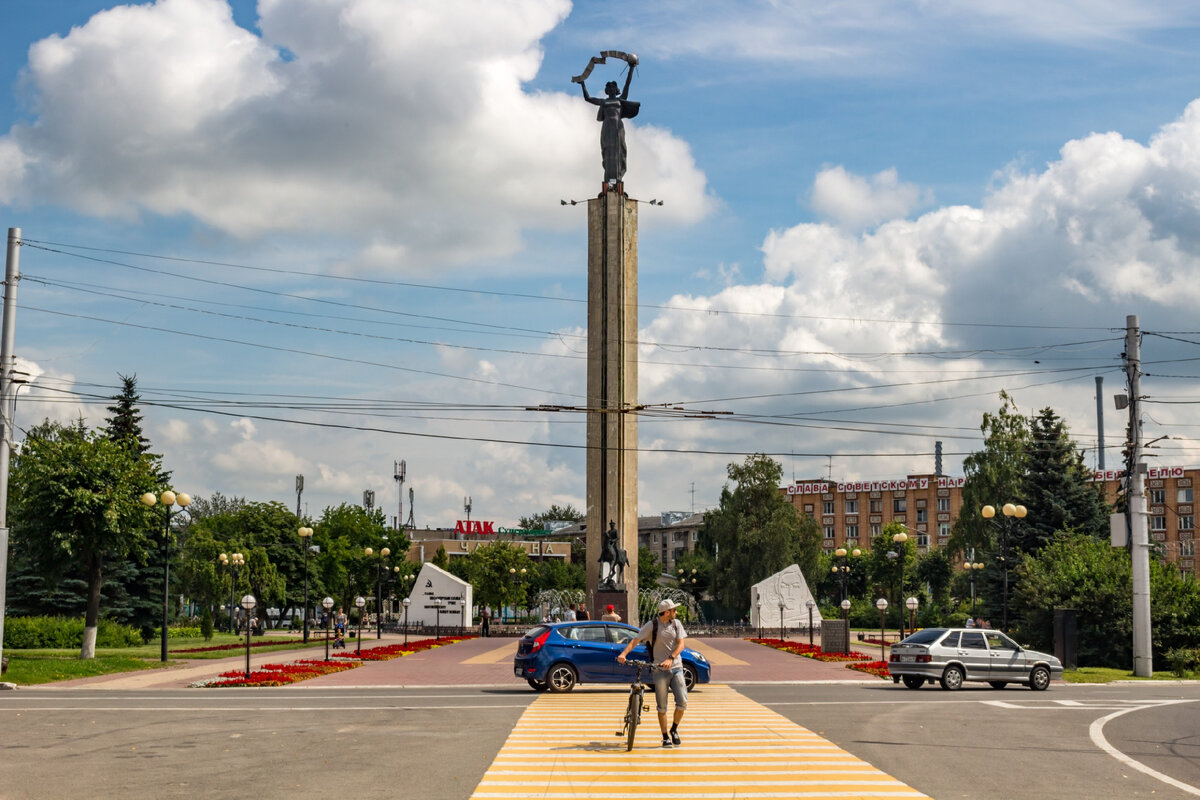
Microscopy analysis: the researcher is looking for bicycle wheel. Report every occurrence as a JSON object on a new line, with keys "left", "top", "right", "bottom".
{"left": 625, "top": 689, "right": 641, "bottom": 751}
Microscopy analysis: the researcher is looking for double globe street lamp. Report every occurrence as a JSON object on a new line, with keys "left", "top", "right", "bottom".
{"left": 140, "top": 490, "right": 191, "bottom": 663}
{"left": 218, "top": 552, "right": 245, "bottom": 633}
{"left": 831, "top": 546, "right": 861, "bottom": 604}
{"left": 364, "top": 545, "right": 390, "bottom": 639}
{"left": 886, "top": 531, "right": 909, "bottom": 639}
{"left": 981, "top": 503, "right": 1028, "bottom": 632}
{"left": 962, "top": 550, "right": 985, "bottom": 615}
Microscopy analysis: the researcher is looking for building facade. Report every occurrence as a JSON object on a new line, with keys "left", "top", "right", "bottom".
{"left": 781, "top": 466, "right": 1198, "bottom": 577}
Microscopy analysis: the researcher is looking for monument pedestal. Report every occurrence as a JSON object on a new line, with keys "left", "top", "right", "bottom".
{"left": 585, "top": 189, "right": 639, "bottom": 625}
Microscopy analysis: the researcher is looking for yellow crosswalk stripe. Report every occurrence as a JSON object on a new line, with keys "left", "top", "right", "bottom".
{"left": 470, "top": 684, "right": 930, "bottom": 799}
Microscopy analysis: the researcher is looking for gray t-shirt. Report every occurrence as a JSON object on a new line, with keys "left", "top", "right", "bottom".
{"left": 638, "top": 616, "right": 687, "bottom": 669}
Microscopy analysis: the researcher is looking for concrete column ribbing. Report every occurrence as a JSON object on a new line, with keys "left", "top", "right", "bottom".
{"left": 585, "top": 191, "right": 639, "bottom": 624}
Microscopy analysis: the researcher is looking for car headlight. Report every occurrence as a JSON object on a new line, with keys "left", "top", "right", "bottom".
{"left": 693, "top": 653, "right": 707, "bottom": 663}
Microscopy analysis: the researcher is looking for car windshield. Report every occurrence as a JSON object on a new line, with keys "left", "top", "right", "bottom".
{"left": 901, "top": 628, "right": 945, "bottom": 645}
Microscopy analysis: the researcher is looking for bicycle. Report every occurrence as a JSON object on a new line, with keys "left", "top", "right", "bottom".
{"left": 614, "top": 659, "right": 657, "bottom": 751}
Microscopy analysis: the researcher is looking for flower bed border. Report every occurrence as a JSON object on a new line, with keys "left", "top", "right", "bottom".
{"left": 192, "top": 659, "right": 360, "bottom": 688}
{"left": 747, "top": 637, "right": 891, "bottom": 678}
{"left": 330, "top": 635, "right": 475, "bottom": 662}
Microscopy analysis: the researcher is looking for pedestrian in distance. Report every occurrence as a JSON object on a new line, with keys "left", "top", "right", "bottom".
{"left": 965, "top": 617, "right": 975, "bottom": 628}
{"left": 563, "top": 605, "right": 577, "bottom": 622}
{"left": 617, "top": 598, "right": 688, "bottom": 748}
{"left": 576, "top": 603, "right": 590, "bottom": 621}
{"left": 601, "top": 604, "right": 621, "bottom": 622}
{"left": 481, "top": 607, "right": 491, "bottom": 637}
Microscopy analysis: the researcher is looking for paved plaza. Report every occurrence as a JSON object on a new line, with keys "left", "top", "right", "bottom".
{"left": 3, "top": 635, "right": 1199, "bottom": 799}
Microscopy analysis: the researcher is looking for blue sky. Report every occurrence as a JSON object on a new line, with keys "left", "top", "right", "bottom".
{"left": 3, "top": 0, "right": 1200, "bottom": 529}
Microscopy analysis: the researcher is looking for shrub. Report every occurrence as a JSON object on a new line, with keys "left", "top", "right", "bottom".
{"left": 199, "top": 609, "right": 214, "bottom": 642}
{"left": 1165, "top": 647, "right": 1200, "bottom": 677}
{"left": 3, "top": 616, "right": 141, "bottom": 649}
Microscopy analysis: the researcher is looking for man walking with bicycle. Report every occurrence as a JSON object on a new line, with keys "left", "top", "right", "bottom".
{"left": 617, "top": 599, "right": 688, "bottom": 748}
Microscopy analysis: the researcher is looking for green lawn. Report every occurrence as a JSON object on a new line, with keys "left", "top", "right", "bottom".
{"left": 1062, "top": 666, "right": 1198, "bottom": 683}
{"left": 3, "top": 634, "right": 329, "bottom": 685}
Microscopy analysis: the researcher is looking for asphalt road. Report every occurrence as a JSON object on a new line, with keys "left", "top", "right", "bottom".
{"left": 1, "top": 682, "right": 1197, "bottom": 799}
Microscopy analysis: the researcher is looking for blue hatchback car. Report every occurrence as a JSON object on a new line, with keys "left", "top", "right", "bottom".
{"left": 513, "top": 620, "right": 712, "bottom": 692}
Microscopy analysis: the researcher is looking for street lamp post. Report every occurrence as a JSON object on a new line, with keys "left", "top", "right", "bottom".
{"left": 434, "top": 598, "right": 445, "bottom": 641}
{"left": 322, "top": 596, "right": 334, "bottom": 661}
{"left": 779, "top": 600, "right": 786, "bottom": 641}
{"left": 891, "top": 531, "right": 908, "bottom": 639}
{"left": 831, "top": 546, "right": 861, "bottom": 604}
{"left": 402, "top": 597, "right": 411, "bottom": 645}
{"left": 354, "top": 596, "right": 366, "bottom": 655}
{"left": 364, "top": 544, "right": 390, "bottom": 639}
{"left": 982, "top": 503, "right": 1028, "bottom": 633}
{"left": 140, "top": 490, "right": 192, "bottom": 663}
{"left": 806, "top": 599, "right": 815, "bottom": 646}
{"left": 298, "top": 526, "right": 313, "bottom": 643}
{"left": 240, "top": 594, "right": 256, "bottom": 680}
{"left": 756, "top": 600, "right": 762, "bottom": 640}
{"left": 508, "top": 566, "right": 527, "bottom": 622}
{"left": 963, "top": 549, "right": 985, "bottom": 616}
{"left": 906, "top": 596, "right": 918, "bottom": 637}
{"left": 875, "top": 598, "right": 889, "bottom": 663}
{"left": 217, "top": 553, "right": 237, "bottom": 632}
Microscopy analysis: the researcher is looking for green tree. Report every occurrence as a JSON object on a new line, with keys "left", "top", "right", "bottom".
{"left": 1011, "top": 532, "right": 1200, "bottom": 666}
{"left": 1019, "top": 407, "right": 1110, "bottom": 549}
{"left": 915, "top": 547, "right": 953, "bottom": 616}
{"left": 9, "top": 420, "right": 160, "bottom": 658}
{"left": 470, "top": 542, "right": 535, "bottom": 611}
{"left": 702, "top": 454, "right": 821, "bottom": 614}
{"left": 101, "top": 374, "right": 156, "bottom": 460}
{"left": 949, "top": 391, "right": 1030, "bottom": 560}
{"left": 518, "top": 504, "right": 584, "bottom": 530}
{"left": 638, "top": 546, "right": 662, "bottom": 592}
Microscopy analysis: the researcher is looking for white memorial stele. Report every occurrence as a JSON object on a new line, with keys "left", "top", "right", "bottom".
{"left": 402, "top": 563, "right": 473, "bottom": 629}
{"left": 750, "top": 564, "right": 823, "bottom": 630}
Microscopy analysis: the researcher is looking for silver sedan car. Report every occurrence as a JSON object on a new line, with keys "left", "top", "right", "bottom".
{"left": 888, "top": 627, "right": 1063, "bottom": 691}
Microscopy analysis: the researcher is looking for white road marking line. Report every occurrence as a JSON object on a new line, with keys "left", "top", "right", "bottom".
{"left": 1088, "top": 698, "right": 1200, "bottom": 797}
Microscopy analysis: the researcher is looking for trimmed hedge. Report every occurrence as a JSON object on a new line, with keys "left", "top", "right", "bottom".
{"left": 4, "top": 616, "right": 143, "bottom": 649}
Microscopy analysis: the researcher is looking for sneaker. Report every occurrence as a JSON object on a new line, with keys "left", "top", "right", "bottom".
{"left": 670, "top": 729, "right": 681, "bottom": 746}
{"left": 661, "top": 734, "right": 672, "bottom": 748}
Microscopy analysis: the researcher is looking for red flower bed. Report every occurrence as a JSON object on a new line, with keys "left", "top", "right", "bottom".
{"left": 196, "top": 659, "right": 360, "bottom": 688}
{"left": 748, "top": 638, "right": 868, "bottom": 662}
{"left": 173, "top": 639, "right": 305, "bottom": 654}
{"left": 331, "top": 635, "right": 475, "bottom": 661}
{"left": 848, "top": 660, "right": 891, "bottom": 679}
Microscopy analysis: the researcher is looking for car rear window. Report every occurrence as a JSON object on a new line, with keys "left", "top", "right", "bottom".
{"left": 524, "top": 625, "right": 550, "bottom": 640}
{"left": 902, "top": 628, "right": 945, "bottom": 645}
{"left": 942, "top": 631, "right": 960, "bottom": 647}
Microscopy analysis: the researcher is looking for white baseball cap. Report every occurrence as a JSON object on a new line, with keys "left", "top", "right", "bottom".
{"left": 657, "top": 599, "right": 680, "bottom": 614}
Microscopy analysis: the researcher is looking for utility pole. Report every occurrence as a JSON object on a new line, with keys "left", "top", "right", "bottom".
{"left": 394, "top": 460, "right": 405, "bottom": 533}
{"left": 0, "top": 228, "right": 21, "bottom": 676}
{"left": 1125, "top": 314, "right": 1152, "bottom": 677}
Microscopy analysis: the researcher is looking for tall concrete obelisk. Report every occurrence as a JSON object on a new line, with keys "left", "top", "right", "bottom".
{"left": 586, "top": 191, "right": 638, "bottom": 624}
{"left": 573, "top": 51, "right": 640, "bottom": 624}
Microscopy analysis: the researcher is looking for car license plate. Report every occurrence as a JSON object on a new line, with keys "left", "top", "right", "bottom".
{"left": 514, "top": 666, "right": 523, "bottom": 677}
{"left": 901, "top": 656, "right": 915, "bottom": 662}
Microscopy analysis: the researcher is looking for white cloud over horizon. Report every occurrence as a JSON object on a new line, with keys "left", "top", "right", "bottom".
{"left": 0, "top": 0, "right": 712, "bottom": 270}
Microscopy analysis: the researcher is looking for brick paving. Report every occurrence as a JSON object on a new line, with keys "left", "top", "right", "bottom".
{"left": 36, "top": 632, "right": 888, "bottom": 690}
